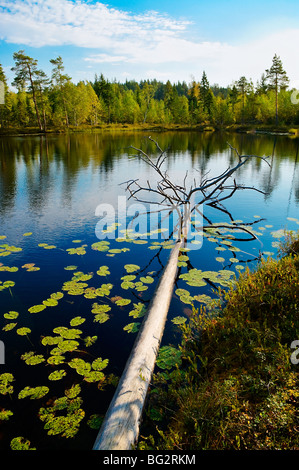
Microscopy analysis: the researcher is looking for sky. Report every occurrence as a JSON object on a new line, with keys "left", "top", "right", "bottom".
{"left": 1, "top": 0, "right": 299, "bottom": 88}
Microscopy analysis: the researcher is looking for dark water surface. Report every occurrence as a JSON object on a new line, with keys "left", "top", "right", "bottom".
{"left": 0, "top": 130, "right": 298, "bottom": 450}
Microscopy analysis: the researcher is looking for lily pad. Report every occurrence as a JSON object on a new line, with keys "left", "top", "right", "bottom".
{"left": 16, "top": 327, "right": 31, "bottom": 336}
{"left": 48, "top": 370, "right": 67, "bottom": 381}
{"left": 97, "top": 265, "right": 110, "bottom": 276}
{"left": 123, "top": 322, "right": 140, "bottom": 334}
{"left": 18, "top": 386, "right": 49, "bottom": 400}
{"left": 28, "top": 304, "right": 46, "bottom": 314}
{"left": 124, "top": 264, "right": 140, "bottom": 273}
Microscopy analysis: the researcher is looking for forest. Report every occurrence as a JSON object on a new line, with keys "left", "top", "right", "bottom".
{"left": 0, "top": 51, "right": 298, "bottom": 131}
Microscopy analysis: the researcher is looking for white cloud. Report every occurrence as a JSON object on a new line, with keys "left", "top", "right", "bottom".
{"left": 1, "top": 0, "right": 299, "bottom": 86}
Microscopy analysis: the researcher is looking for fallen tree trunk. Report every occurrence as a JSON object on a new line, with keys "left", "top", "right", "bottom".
{"left": 93, "top": 239, "right": 182, "bottom": 450}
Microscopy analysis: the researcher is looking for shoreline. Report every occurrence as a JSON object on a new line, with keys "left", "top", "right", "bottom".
{"left": 1, "top": 123, "right": 299, "bottom": 137}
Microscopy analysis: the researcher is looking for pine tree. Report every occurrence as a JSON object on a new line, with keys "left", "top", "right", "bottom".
{"left": 12, "top": 50, "right": 44, "bottom": 131}
{"left": 265, "top": 54, "right": 289, "bottom": 125}
{"left": 50, "top": 56, "right": 71, "bottom": 127}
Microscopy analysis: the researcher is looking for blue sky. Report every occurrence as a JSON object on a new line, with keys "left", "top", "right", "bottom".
{"left": 1, "top": 0, "right": 299, "bottom": 88}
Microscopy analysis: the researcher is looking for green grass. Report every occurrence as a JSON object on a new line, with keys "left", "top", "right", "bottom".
{"left": 139, "top": 233, "right": 299, "bottom": 450}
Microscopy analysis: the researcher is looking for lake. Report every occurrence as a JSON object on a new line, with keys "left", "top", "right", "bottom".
{"left": 0, "top": 130, "right": 298, "bottom": 450}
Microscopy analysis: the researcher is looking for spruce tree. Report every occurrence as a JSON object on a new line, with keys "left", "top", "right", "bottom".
{"left": 265, "top": 54, "right": 289, "bottom": 125}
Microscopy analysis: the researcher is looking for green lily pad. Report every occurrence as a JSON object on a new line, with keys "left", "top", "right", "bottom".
{"left": 17, "top": 327, "right": 31, "bottom": 336}
{"left": 48, "top": 370, "right": 67, "bottom": 381}
{"left": 0, "top": 373, "right": 14, "bottom": 395}
{"left": 21, "top": 352, "right": 45, "bottom": 365}
{"left": 156, "top": 346, "right": 182, "bottom": 370}
{"left": 97, "top": 265, "right": 110, "bottom": 276}
{"left": 18, "top": 386, "right": 49, "bottom": 400}
{"left": 124, "top": 264, "right": 140, "bottom": 273}
{"left": 140, "top": 276, "right": 154, "bottom": 284}
{"left": 4, "top": 311, "right": 19, "bottom": 320}
{"left": 2, "top": 323, "right": 17, "bottom": 331}
{"left": 70, "top": 316, "right": 86, "bottom": 327}
{"left": 123, "top": 322, "right": 140, "bottom": 333}
{"left": 129, "top": 303, "right": 146, "bottom": 319}
{"left": 28, "top": 304, "right": 46, "bottom": 314}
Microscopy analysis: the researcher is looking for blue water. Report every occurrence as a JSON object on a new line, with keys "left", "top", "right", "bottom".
{"left": 0, "top": 131, "right": 298, "bottom": 450}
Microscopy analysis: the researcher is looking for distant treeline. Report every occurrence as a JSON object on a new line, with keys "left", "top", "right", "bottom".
{"left": 0, "top": 51, "right": 298, "bottom": 131}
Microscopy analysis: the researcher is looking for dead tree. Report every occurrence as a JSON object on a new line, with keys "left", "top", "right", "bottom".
{"left": 93, "top": 138, "right": 271, "bottom": 451}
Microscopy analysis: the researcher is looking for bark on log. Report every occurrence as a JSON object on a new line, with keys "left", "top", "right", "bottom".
{"left": 93, "top": 239, "right": 182, "bottom": 450}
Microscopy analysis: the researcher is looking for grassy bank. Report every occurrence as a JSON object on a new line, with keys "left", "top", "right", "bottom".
{"left": 139, "top": 232, "right": 299, "bottom": 450}
{"left": 1, "top": 122, "right": 299, "bottom": 136}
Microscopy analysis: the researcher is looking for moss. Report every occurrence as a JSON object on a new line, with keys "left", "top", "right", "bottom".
{"left": 139, "top": 239, "right": 299, "bottom": 450}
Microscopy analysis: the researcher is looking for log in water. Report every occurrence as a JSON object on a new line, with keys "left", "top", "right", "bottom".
{"left": 93, "top": 239, "right": 182, "bottom": 450}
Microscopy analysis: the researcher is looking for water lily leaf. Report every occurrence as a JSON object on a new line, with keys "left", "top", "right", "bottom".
{"left": 93, "top": 312, "right": 110, "bottom": 324}
{"left": 121, "top": 274, "right": 136, "bottom": 282}
{"left": 68, "top": 358, "right": 91, "bottom": 376}
{"left": 193, "top": 294, "right": 213, "bottom": 304}
{"left": 96, "top": 283, "right": 113, "bottom": 297}
{"left": 0, "top": 235, "right": 6, "bottom": 240}
{"left": 2, "top": 323, "right": 17, "bottom": 331}
{"left": 50, "top": 292, "right": 64, "bottom": 300}
{"left": 123, "top": 322, "right": 140, "bottom": 333}
{"left": 18, "top": 386, "right": 49, "bottom": 400}
{"left": 53, "top": 327, "right": 82, "bottom": 340}
{"left": 65, "top": 384, "right": 81, "bottom": 399}
{"left": 64, "top": 265, "right": 78, "bottom": 271}
{"left": 171, "top": 316, "right": 187, "bottom": 325}
{"left": 0, "top": 373, "right": 14, "bottom": 395}
{"left": 84, "top": 287, "right": 97, "bottom": 299}
{"left": 179, "top": 269, "right": 207, "bottom": 287}
{"left": 52, "top": 340, "right": 79, "bottom": 354}
{"left": 4, "top": 311, "right": 19, "bottom": 320}
{"left": 215, "top": 257, "right": 225, "bottom": 263}
{"left": 0, "top": 409, "right": 13, "bottom": 421}
{"left": 0, "top": 265, "right": 18, "bottom": 272}
{"left": 124, "top": 264, "right": 140, "bottom": 273}
{"left": 91, "top": 241, "right": 110, "bottom": 252}
{"left": 28, "top": 304, "right": 46, "bottom": 314}
{"left": 129, "top": 303, "right": 146, "bottom": 319}
{"left": 3, "top": 280, "right": 15, "bottom": 288}
{"left": 21, "top": 352, "right": 45, "bottom": 365}
{"left": 83, "top": 336, "right": 97, "bottom": 347}
{"left": 91, "top": 303, "right": 111, "bottom": 314}
{"left": 87, "top": 414, "right": 103, "bottom": 430}
{"left": 92, "top": 358, "right": 109, "bottom": 371}
{"left": 72, "top": 240, "right": 82, "bottom": 243}
{"left": 140, "top": 276, "right": 154, "bottom": 284}
{"left": 10, "top": 437, "right": 36, "bottom": 450}
{"left": 48, "top": 370, "right": 67, "bottom": 381}
{"left": 175, "top": 288, "right": 193, "bottom": 305}
{"left": 97, "top": 265, "right": 110, "bottom": 276}
{"left": 84, "top": 371, "right": 105, "bottom": 383}
{"left": 17, "top": 327, "right": 31, "bottom": 336}
{"left": 43, "top": 298, "right": 58, "bottom": 307}
{"left": 70, "top": 316, "right": 86, "bottom": 327}
{"left": 66, "top": 245, "right": 86, "bottom": 255}
{"left": 115, "top": 298, "right": 131, "bottom": 306}
{"left": 271, "top": 229, "right": 286, "bottom": 238}
{"left": 23, "top": 232, "right": 32, "bottom": 237}
{"left": 121, "top": 280, "right": 135, "bottom": 290}
{"left": 156, "top": 346, "right": 182, "bottom": 370}
{"left": 41, "top": 336, "right": 62, "bottom": 346}
{"left": 47, "top": 355, "right": 65, "bottom": 365}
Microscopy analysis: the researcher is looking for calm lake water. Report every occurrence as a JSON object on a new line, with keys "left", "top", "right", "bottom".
{"left": 0, "top": 130, "right": 298, "bottom": 450}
